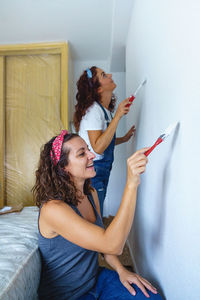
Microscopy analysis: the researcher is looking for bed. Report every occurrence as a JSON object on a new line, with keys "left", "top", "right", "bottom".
{"left": 0, "top": 206, "right": 41, "bottom": 300}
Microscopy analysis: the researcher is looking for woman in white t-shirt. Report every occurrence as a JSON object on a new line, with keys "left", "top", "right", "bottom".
{"left": 74, "top": 66, "right": 135, "bottom": 215}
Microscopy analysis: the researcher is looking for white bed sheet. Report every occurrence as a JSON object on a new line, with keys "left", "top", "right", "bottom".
{"left": 0, "top": 206, "right": 41, "bottom": 300}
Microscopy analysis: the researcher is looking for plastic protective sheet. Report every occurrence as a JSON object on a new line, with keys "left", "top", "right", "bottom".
{"left": 3, "top": 54, "right": 63, "bottom": 206}
{"left": 0, "top": 206, "right": 40, "bottom": 300}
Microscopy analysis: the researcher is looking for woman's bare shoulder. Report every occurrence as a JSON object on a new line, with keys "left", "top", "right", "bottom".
{"left": 43, "top": 199, "right": 68, "bottom": 208}
{"left": 41, "top": 200, "right": 73, "bottom": 218}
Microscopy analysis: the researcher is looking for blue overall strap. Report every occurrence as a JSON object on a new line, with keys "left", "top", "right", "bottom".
{"left": 96, "top": 101, "right": 113, "bottom": 124}
{"left": 92, "top": 102, "right": 116, "bottom": 216}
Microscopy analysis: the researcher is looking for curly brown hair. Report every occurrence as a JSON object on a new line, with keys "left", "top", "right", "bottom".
{"left": 73, "top": 66, "right": 116, "bottom": 132}
{"left": 32, "top": 133, "right": 93, "bottom": 207}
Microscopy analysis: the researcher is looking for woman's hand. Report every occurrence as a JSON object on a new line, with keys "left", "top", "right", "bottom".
{"left": 126, "top": 148, "right": 149, "bottom": 188}
{"left": 118, "top": 268, "right": 158, "bottom": 298}
{"left": 123, "top": 125, "right": 136, "bottom": 142}
{"left": 115, "top": 98, "right": 131, "bottom": 120}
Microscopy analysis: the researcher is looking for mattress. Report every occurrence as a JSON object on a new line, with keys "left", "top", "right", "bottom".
{"left": 0, "top": 206, "right": 41, "bottom": 300}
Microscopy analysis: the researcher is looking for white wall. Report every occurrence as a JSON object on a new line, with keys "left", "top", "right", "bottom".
{"left": 126, "top": 1, "right": 200, "bottom": 299}
{"left": 0, "top": 0, "right": 113, "bottom": 61}
{"left": 73, "top": 61, "right": 128, "bottom": 217}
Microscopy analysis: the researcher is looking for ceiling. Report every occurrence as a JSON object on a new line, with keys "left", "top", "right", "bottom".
{"left": 0, "top": 0, "right": 133, "bottom": 71}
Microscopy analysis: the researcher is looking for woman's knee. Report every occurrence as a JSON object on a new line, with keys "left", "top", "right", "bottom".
{"left": 96, "top": 268, "right": 163, "bottom": 300}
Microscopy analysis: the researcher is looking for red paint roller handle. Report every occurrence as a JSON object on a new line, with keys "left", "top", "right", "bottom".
{"left": 125, "top": 95, "right": 135, "bottom": 107}
{"left": 145, "top": 137, "right": 163, "bottom": 156}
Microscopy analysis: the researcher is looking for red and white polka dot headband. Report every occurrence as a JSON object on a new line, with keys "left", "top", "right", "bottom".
{"left": 50, "top": 130, "right": 68, "bottom": 165}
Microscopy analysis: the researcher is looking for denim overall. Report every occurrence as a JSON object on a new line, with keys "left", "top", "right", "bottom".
{"left": 78, "top": 267, "right": 163, "bottom": 300}
{"left": 91, "top": 102, "right": 116, "bottom": 216}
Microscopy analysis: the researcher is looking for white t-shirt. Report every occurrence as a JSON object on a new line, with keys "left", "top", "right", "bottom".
{"left": 79, "top": 102, "right": 113, "bottom": 160}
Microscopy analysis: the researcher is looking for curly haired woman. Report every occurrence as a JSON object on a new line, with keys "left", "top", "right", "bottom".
{"left": 74, "top": 66, "right": 136, "bottom": 215}
{"left": 33, "top": 130, "right": 163, "bottom": 300}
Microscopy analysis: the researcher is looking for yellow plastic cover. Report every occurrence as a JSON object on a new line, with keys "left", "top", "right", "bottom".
{"left": 3, "top": 54, "right": 63, "bottom": 207}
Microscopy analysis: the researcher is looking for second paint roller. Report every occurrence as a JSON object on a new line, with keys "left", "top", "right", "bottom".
{"left": 145, "top": 122, "right": 178, "bottom": 156}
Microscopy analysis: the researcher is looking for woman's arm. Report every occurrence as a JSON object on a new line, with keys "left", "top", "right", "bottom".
{"left": 104, "top": 254, "right": 158, "bottom": 297}
{"left": 115, "top": 125, "right": 136, "bottom": 145}
{"left": 88, "top": 98, "right": 131, "bottom": 154}
{"left": 40, "top": 148, "right": 148, "bottom": 255}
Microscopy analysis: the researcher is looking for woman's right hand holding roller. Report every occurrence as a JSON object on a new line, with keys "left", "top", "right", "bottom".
{"left": 126, "top": 148, "right": 149, "bottom": 188}
{"left": 115, "top": 98, "right": 131, "bottom": 120}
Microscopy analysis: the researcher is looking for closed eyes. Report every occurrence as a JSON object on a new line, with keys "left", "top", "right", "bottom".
{"left": 78, "top": 147, "right": 91, "bottom": 157}
{"left": 79, "top": 152, "right": 85, "bottom": 157}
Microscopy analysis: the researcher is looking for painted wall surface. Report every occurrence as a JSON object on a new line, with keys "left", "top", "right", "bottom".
{"left": 74, "top": 61, "right": 128, "bottom": 217}
{"left": 126, "top": 1, "right": 200, "bottom": 299}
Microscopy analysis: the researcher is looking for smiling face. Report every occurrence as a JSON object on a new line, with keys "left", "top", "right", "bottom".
{"left": 64, "top": 136, "right": 96, "bottom": 182}
{"left": 96, "top": 68, "right": 116, "bottom": 93}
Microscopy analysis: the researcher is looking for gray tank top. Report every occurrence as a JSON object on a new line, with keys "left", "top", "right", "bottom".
{"left": 38, "top": 194, "right": 104, "bottom": 300}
